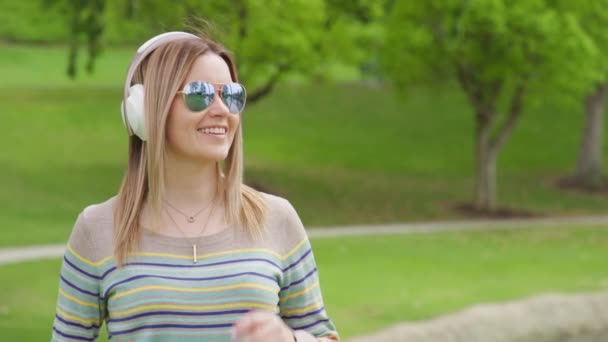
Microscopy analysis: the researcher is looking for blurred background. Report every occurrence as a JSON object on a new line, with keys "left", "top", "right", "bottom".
{"left": 0, "top": 0, "right": 607, "bottom": 341}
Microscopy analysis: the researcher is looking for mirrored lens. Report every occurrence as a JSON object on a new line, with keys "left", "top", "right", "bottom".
{"left": 221, "top": 83, "right": 246, "bottom": 114}
{"left": 183, "top": 81, "right": 215, "bottom": 112}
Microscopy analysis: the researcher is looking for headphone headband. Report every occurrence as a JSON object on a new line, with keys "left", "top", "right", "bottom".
{"left": 122, "top": 31, "right": 199, "bottom": 136}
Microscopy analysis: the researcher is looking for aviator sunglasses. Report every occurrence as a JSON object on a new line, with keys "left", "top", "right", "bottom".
{"left": 177, "top": 81, "right": 247, "bottom": 114}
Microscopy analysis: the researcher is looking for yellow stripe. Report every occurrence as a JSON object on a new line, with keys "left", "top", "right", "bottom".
{"left": 283, "top": 238, "right": 308, "bottom": 260}
{"left": 279, "top": 281, "right": 319, "bottom": 303}
{"left": 59, "top": 289, "right": 98, "bottom": 309}
{"left": 113, "top": 302, "right": 275, "bottom": 318}
{"left": 67, "top": 244, "right": 114, "bottom": 268}
{"left": 56, "top": 307, "right": 99, "bottom": 326}
{"left": 68, "top": 238, "right": 310, "bottom": 268}
{"left": 66, "top": 244, "right": 103, "bottom": 268}
{"left": 112, "top": 282, "right": 277, "bottom": 300}
{"left": 281, "top": 300, "right": 324, "bottom": 315}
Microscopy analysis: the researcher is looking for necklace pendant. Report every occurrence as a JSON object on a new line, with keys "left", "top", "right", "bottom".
{"left": 193, "top": 244, "right": 198, "bottom": 264}
{"left": 187, "top": 216, "right": 195, "bottom": 223}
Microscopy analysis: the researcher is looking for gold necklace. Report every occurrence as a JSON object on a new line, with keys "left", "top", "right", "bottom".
{"left": 163, "top": 197, "right": 214, "bottom": 223}
{"left": 164, "top": 195, "right": 217, "bottom": 263}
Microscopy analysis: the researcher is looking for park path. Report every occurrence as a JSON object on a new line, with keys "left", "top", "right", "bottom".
{"left": 1, "top": 214, "right": 608, "bottom": 265}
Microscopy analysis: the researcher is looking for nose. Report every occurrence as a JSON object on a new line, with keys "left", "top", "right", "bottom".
{"left": 205, "top": 91, "right": 230, "bottom": 117}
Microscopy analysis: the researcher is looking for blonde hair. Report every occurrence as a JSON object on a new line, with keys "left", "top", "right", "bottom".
{"left": 113, "top": 35, "right": 267, "bottom": 266}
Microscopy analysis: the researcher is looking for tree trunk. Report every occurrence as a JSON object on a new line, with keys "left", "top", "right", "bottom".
{"left": 248, "top": 63, "right": 290, "bottom": 103}
{"left": 472, "top": 84, "right": 525, "bottom": 212}
{"left": 474, "top": 116, "right": 498, "bottom": 211}
{"left": 456, "top": 64, "right": 526, "bottom": 213}
{"left": 67, "top": 4, "right": 81, "bottom": 79}
{"left": 575, "top": 82, "right": 607, "bottom": 185}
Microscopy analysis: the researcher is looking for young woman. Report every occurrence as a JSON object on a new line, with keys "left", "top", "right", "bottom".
{"left": 51, "top": 31, "right": 339, "bottom": 342}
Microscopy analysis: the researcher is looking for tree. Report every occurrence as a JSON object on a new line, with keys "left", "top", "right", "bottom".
{"left": 43, "top": 0, "right": 384, "bottom": 104}
{"left": 382, "top": 0, "right": 598, "bottom": 212}
{"left": 43, "top": 0, "right": 105, "bottom": 78}
{"left": 559, "top": 0, "right": 608, "bottom": 188}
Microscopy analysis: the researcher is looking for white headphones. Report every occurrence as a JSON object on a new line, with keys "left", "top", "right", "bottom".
{"left": 120, "top": 31, "right": 199, "bottom": 141}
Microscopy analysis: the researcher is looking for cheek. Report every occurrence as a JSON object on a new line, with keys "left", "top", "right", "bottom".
{"left": 229, "top": 115, "right": 241, "bottom": 132}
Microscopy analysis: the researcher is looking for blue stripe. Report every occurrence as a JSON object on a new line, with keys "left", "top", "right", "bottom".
{"left": 52, "top": 326, "right": 95, "bottom": 341}
{"left": 103, "top": 271, "right": 276, "bottom": 298}
{"left": 64, "top": 256, "right": 101, "bottom": 280}
{"left": 108, "top": 309, "right": 249, "bottom": 323}
{"left": 55, "top": 314, "right": 100, "bottom": 330}
{"left": 281, "top": 267, "right": 317, "bottom": 291}
{"left": 100, "top": 266, "right": 116, "bottom": 279}
{"left": 60, "top": 275, "right": 99, "bottom": 298}
{"left": 112, "top": 323, "right": 234, "bottom": 336}
{"left": 282, "top": 249, "right": 312, "bottom": 272}
{"left": 292, "top": 318, "right": 330, "bottom": 330}
{"left": 282, "top": 307, "right": 325, "bottom": 320}
{"left": 101, "top": 257, "right": 283, "bottom": 280}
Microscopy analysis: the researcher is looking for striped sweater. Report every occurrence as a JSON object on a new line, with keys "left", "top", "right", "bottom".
{"left": 52, "top": 193, "right": 339, "bottom": 341}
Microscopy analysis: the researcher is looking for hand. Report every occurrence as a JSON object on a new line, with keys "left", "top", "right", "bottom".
{"left": 231, "top": 310, "right": 294, "bottom": 342}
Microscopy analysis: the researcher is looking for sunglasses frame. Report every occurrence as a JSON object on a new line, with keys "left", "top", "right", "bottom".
{"left": 177, "top": 81, "right": 247, "bottom": 114}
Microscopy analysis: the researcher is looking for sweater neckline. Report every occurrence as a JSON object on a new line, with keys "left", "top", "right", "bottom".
{"left": 140, "top": 222, "right": 237, "bottom": 248}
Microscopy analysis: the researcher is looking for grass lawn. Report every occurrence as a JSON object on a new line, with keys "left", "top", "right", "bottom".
{"left": 1, "top": 44, "right": 608, "bottom": 247}
{"left": 0, "top": 225, "right": 606, "bottom": 340}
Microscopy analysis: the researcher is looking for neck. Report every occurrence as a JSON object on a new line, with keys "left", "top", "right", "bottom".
{"left": 163, "top": 150, "right": 220, "bottom": 209}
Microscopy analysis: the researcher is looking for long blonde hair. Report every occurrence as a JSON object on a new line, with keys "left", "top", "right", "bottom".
{"left": 113, "top": 35, "right": 267, "bottom": 266}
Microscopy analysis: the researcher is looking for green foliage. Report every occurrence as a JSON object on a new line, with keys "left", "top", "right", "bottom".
{"left": 383, "top": 0, "right": 600, "bottom": 102}
{"left": 0, "top": 0, "right": 385, "bottom": 99}
{"left": 321, "top": 0, "right": 387, "bottom": 78}
{"left": 202, "top": 0, "right": 328, "bottom": 95}
{"left": 555, "top": 0, "right": 608, "bottom": 81}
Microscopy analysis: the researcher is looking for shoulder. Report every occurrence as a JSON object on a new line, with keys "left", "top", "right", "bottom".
{"left": 67, "top": 196, "right": 116, "bottom": 260}
{"left": 80, "top": 196, "right": 117, "bottom": 228}
{"left": 258, "top": 192, "right": 309, "bottom": 254}
{"left": 259, "top": 191, "right": 301, "bottom": 228}
{"left": 259, "top": 191, "right": 291, "bottom": 214}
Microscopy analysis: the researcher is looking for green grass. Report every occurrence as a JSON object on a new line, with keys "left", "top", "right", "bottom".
{"left": 1, "top": 44, "right": 608, "bottom": 247}
{"left": 1, "top": 225, "right": 607, "bottom": 340}
{"left": 0, "top": 44, "right": 134, "bottom": 88}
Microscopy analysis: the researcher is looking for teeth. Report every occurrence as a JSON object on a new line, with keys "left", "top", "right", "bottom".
{"left": 199, "top": 127, "right": 226, "bottom": 134}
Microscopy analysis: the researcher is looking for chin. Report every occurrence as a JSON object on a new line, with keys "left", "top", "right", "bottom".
{"left": 195, "top": 150, "right": 230, "bottom": 163}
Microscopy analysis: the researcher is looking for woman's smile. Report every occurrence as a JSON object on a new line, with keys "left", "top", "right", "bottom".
{"left": 197, "top": 126, "right": 228, "bottom": 139}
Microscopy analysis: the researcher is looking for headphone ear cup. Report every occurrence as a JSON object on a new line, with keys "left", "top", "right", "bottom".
{"left": 122, "top": 84, "right": 147, "bottom": 141}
